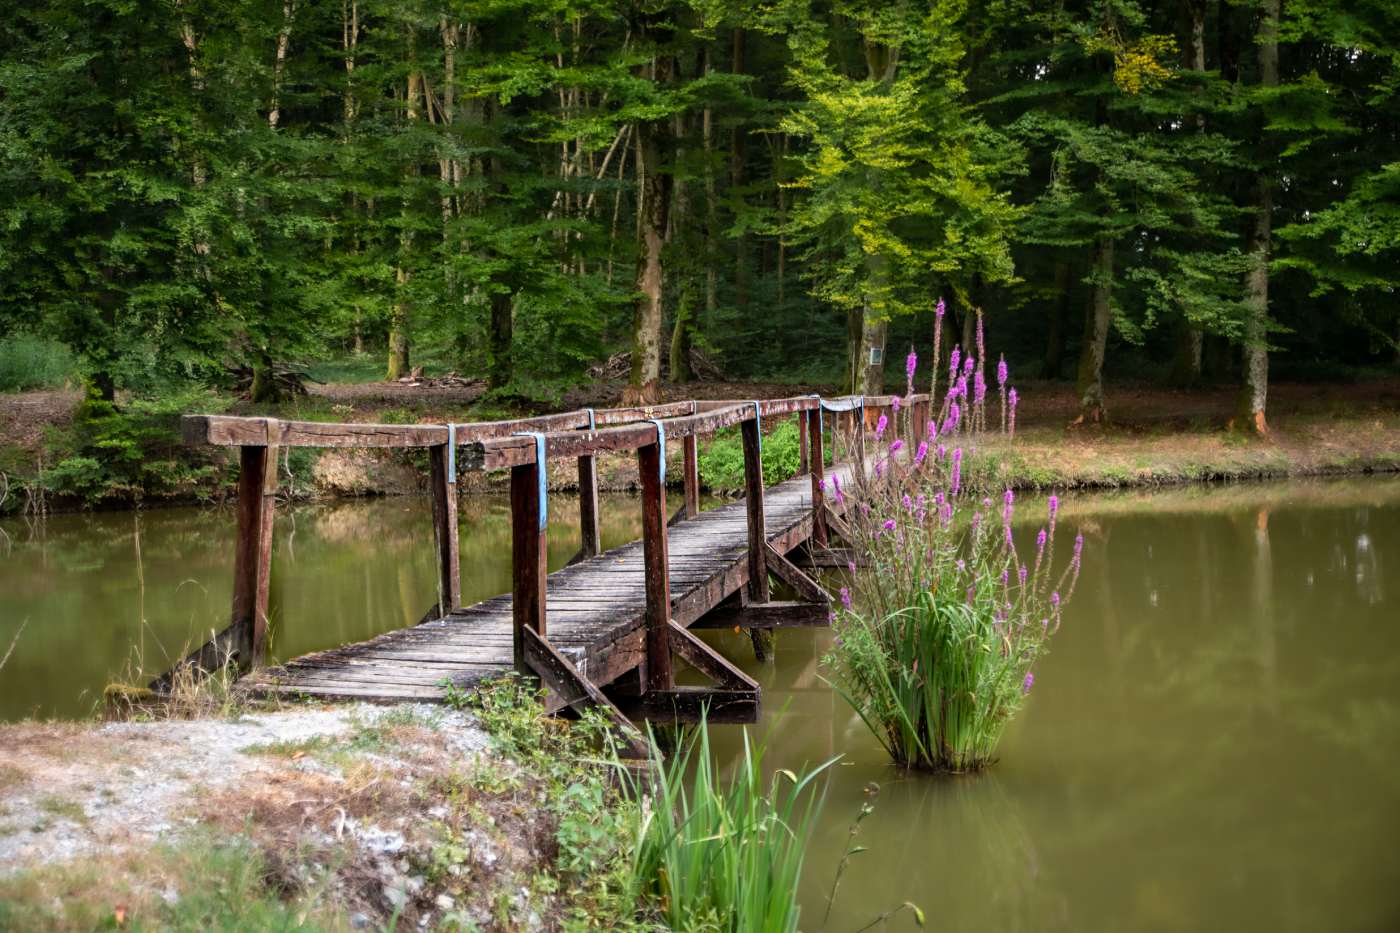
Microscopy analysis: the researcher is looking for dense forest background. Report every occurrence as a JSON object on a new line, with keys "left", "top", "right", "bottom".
{"left": 1, "top": 0, "right": 1397, "bottom": 431}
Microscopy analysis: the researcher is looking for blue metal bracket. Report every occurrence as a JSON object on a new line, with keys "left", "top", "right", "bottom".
{"left": 646, "top": 419, "right": 666, "bottom": 485}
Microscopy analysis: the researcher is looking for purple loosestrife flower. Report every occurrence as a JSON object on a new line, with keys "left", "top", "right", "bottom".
{"left": 1034, "top": 527, "right": 1048, "bottom": 571}
{"left": 997, "top": 355, "right": 1008, "bottom": 387}
{"left": 1022, "top": 672, "right": 1034, "bottom": 695}
{"left": 936, "top": 298, "right": 946, "bottom": 319}
{"left": 951, "top": 447, "right": 963, "bottom": 495}
{"left": 906, "top": 348, "right": 918, "bottom": 383}
{"left": 1048, "top": 494, "right": 1059, "bottom": 525}
{"left": 847, "top": 561, "right": 857, "bottom": 573}
{"left": 890, "top": 439, "right": 904, "bottom": 454}
{"left": 892, "top": 396, "right": 901, "bottom": 414}
{"left": 949, "top": 346, "right": 961, "bottom": 379}
{"left": 883, "top": 518, "right": 897, "bottom": 531}
{"left": 928, "top": 419, "right": 939, "bottom": 440}
{"left": 832, "top": 475, "right": 844, "bottom": 505}
{"left": 1018, "top": 565, "right": 1028, "bottom": 584}
{"left": 875, "top": 461, "right": 885, "bottom": 478}
{"left": 963, "top": 355, "right": 975, "bottom": 376}
{"left": 936, "top": 444, "right": 947, "bottom": 461}
{"left": 1051, "top": 591, "right": 1061, "bottom": 610}
{"left": 875, "top": 413, "right": 888, "bottom": 439}
{"left": 940, "top": 501, "right": 954, "bottom": 525}
{"left": 945, "top": 402, "right": 961, "bottom": 434}
{"left": 915, "top": 441, "right": 928, "bottom": 465}
{"left": 1008, "top": 387, "right": 1018, "bottom": 437}
{"left": 840, "top": 587, "right": 852, "bottom": 610}
{"left": 902, "top": 493, "right": 913, "bottom": 511}
{"left": 974, "top": 371, "right": 986, "bottom": 405}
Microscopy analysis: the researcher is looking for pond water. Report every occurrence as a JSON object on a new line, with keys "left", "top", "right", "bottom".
{"left": 2, "top": 477, "right": 1398, "bottom": 930}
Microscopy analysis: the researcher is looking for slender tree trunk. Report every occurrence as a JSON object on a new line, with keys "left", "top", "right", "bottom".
{"left": 387, "top": 58, "right": 421, "bottom": 381}
{"left": 702, "top": 48, "right": 718, "bottom": 321}
{"left": 487, "top": 292, "right": 513, "bottom": 389}
{"left": 730, "top": 27, "right": 749, "bottom": 315}
{"left": 1237, "top": 0, "right": 1277, "bottom": 435}
{"left": 670, "top": 282, "right": 695, "bottom": 383}
{"left": 267, "top": 0, "right": 296, "bottom": 129}
{"left": 1043, "top": 260, "right": 1070, "bottom": 378}
{"left": 1170, "top": 0, "right": 1208, "bottom": 388}
{"left": 846, "top": 308, "right": 863, "bottom": 393}
{"left": 1075, "top": 236, "right": 1114, "bottom": 423}
{"left": 626, "top": 104, "right": 672, "bottom": 405}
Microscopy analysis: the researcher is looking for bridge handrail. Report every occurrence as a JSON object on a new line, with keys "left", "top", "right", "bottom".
{"left": 181, "top": 392, "right": 930, "bottom": 467}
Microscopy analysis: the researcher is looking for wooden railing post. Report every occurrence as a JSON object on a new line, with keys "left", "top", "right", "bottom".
{"left": 230, "top": 419, "right": 278, "bottom": 667}
{"left": 798, "top": 411, "right": 810, "bottom": 474}
{"left": 682, "top": 434, "right": 700, "bottom": 519}
{"left": 639, "top": 429, "right": 674, "bottom": 692}
{"left": 741, "top": 415, "right": 769, "bottom": 604}
{"left": 807, "top": 407, "right": 828, "bottom": 547}
{"left": 577, "top": 454, "right": 600, "bottom": 560}
{"left": 511, "top": 449, "right": 547, "bottom": 672}
{"left": 428, "top": 443, "right": 461, "bottom": 614}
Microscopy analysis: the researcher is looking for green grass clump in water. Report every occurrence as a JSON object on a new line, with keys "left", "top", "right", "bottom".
{"left": 825, "top": 438, "right": 1083, "bottom": 772}
{"left": 625, "top": 721, "right": 835, "bottom": 933}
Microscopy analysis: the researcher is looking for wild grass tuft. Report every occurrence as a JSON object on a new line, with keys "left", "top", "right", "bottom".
{"left": 624, "top": 720, "right": 835, "bottom": 933}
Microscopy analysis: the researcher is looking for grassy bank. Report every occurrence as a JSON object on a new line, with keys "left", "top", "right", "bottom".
{"left": 965, "top": 408, "right": 1400, "bottom": 492}
{"left": 0, "top": 679, "right": 651, "bottom": 930}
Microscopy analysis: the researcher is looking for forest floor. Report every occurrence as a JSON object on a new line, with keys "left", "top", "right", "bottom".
{"left": 1, "top": 376, "right": 1398, "bottom": 508}
{"left": 0, "top": 687, "right": 644, "bottom": 931}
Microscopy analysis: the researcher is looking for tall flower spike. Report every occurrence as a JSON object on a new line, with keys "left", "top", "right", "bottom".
{"left": 949, "top": 346, "right": 961, "bottom": 379}
{"left": 1008, "top": 387, "right": 1019, "bottom": 438}
{"left": 997, "top": 355, "right": 1008, "bottom": 387}
{"left": 875, "top": 413, "right": 888, "bottom": 438}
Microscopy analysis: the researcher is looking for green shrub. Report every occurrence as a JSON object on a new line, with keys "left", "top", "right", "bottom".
{"left": 0, "top": 335, "right": 76, "bottom": 392}
{"left": 43, "top": 388, "right": 231, "bottom": 506}
{"left": 698, "top": 419, "right": 805, "bottom": 493}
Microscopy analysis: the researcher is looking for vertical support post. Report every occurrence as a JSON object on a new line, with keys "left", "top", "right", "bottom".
{"left": 682, "top": 435, "right": 700, "bottom": 519}
{"left": 577, "top": 454, "right": 600, "bottom": 560}
{"left": 230, "top": 420, "right": 278, "bottom": 668}
{"left": 798, "top": 411, "right": 810, "bottom": 474}
{"left": 855, "top": 406, "right": 867, "bottom": 470}
{"left": 428, "top": 444, "right": 461, "bottom": 615}
{"left": 807, "top": 407, "right": 828, "bottom": 547}
{"left": 511, "top": 457, "right": 547, "bottom": 672}
{"left": 741, "top": 417, "right": 769, "bottom": 603}
{"left": 638, "top": 436, "right": 674, "bottom": 692}
{"left": 741, "top": 415, "right": 773, "bottom": 660}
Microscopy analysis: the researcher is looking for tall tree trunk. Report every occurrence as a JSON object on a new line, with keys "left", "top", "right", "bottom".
{"left": 487, "top": 292, "right": 512, "bottom": 389}
{"left": 267, "top": 0, "right": 296, "bottom": 129}
{"left": 858, "top": 254, "right": 890, "bottom": 395}
{"left": 626, "top": 104, "right": 673, "bottom": 405}
{"left": 1043, "top": 260, "right": 1070, "bottom": 378}
{"left": 1075, "top": 236, "right": 1114, "bottom": 423}
{"left": 387, "top": 57, "right": 421, "bottom": 382}
{"left": 1237, "top": 0, "right": 1278, "bottom": 435}
{"left": 846, "top": 308, "right": 863, "bottom": 393}
{"left": 1170, "top": 0, "right": 1208, "bottom": 388}
{"left": 730, "top": 27, "right": 749, "bottom": 316}
{"left": 702, "top": 47, "right": 718, "bottom": 322}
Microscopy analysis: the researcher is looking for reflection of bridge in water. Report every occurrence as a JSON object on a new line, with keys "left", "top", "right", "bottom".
{"left": 169, "top": 393, "right": 927, "bottom": 750}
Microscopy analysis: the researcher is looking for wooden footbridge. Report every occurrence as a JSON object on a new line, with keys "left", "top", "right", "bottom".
{"left": 171, "top": 393, "right": 929, "bottom": 740}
